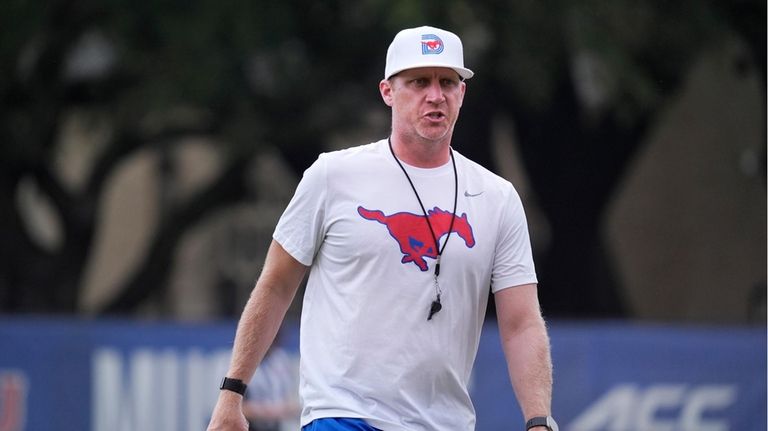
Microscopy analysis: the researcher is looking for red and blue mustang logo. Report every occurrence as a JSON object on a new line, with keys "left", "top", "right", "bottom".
{"left": 421, "top": 34, "right": 444, "bottom": 55}
{"left": 358, "top": 206, "right": 475, "bottom": 272}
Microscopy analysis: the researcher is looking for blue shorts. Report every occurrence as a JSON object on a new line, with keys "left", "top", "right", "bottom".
{"left": 302, "top": 418, "right": 381, "bottom": 431}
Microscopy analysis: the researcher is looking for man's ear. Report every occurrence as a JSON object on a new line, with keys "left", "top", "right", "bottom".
{"left": 379, "top": 79, "right": 394, "bottom": 107}
{"left": 458, "top": 80, "right": 466, "bottom": 108}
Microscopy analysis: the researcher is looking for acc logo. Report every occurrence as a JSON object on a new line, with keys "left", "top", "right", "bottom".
{"left": 421, "top": 34, "right": 444, "bottom": 55}
{"left": 0, "top": 371, "right": 27, "bottom": 431}
{"left": 568, "top": 383, "right": 737, "bottom": 431}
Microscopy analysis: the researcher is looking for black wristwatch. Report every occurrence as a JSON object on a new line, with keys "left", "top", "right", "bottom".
{"left": 219, "top": 377, "right": 247, "bottom": 395}
{"left": 526, "top": 416, "right": 559, "bottom": 431}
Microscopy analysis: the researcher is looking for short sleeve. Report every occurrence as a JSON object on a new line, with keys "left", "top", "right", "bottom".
{"left": 273, "top": 155, "right": 328, "bottom": 266}
{"left": 490, "top": 187, "right": 538, "bottom": 293}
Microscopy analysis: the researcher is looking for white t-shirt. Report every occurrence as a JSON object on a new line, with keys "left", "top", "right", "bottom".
{"left": 273, "top": 139, "right": 537, "bottom": 430}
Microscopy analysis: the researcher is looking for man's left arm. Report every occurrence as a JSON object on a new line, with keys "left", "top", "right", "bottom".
{"left": 495, "top": 283, "right": 553, "bottom": 428}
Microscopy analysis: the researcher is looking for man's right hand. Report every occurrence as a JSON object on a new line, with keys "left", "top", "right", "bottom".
{"left": 206, "top": 391, "right": 249, "bottom": 431}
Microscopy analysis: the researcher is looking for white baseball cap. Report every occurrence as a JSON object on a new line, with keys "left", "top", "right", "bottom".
{"left": 384, "top": 26, "right": 474, "bottom": 80}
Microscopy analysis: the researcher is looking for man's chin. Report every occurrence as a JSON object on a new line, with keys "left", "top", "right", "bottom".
{"left": 416, "top": 126, "right": 452, "bottom": 142}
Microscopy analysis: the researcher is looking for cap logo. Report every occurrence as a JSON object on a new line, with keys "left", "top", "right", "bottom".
{"left": 421, "top": 34, "right": 444, "bottom": 55}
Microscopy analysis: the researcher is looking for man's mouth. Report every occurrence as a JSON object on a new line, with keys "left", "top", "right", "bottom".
{"left": 425, "top": 112, "right": 445, "bottom": 120}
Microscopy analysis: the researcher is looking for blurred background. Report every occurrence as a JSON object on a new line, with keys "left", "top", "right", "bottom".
{"left": 0, "top": 1, "right": 765, "bottom": 430}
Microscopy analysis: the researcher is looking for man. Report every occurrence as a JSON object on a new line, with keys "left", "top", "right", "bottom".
{"left": 207, "top": 26, "right": 556, "bottom": 431}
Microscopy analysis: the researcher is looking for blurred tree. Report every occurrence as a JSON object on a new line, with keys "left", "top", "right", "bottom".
{"left": 0, "top": 0, "right": 389, "bottom": 314}
{"left": 451, "top": 0, "right": 765, "bottom": 317}
{"left": 0, "top": 0, "right": 763, "bottom": 316}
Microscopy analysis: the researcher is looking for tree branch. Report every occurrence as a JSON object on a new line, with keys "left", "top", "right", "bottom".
{"left": 97, "top": 156, "right": 252, "bottom": 314}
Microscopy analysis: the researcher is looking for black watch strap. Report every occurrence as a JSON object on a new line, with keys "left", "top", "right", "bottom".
{"left": 219, "top": 377, "right": 247, "bottom": 395}
{"left": 526, "top": 416, "right": 557, "bottom": 431}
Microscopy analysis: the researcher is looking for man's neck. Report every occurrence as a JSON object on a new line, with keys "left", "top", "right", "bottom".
{"left": 389, "top": 135, "right": 452, "bottom": 168}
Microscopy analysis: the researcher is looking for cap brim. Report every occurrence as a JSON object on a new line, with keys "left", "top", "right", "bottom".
{"left": 386, "top": 64, "right": 474, "bottom": 80}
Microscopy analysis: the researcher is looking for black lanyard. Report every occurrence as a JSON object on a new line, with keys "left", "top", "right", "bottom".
{"left": 388, "top": 138, "right": 458, "bottom": 320}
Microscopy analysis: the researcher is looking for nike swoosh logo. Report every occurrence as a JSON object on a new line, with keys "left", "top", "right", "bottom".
{"left": 464, "top": 190, "right": 484, "bottom": 197}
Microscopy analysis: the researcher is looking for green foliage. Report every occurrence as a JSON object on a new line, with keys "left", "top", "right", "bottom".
{"left": 0, "top": 0, "right": 762, "bottom": 314}
{"left": 0, "top": 1, "right": 43, "bottom": 79}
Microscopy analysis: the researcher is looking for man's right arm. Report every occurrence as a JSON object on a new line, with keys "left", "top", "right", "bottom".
{"left": 207, "top": 240, "right": 308, "bottom": 431}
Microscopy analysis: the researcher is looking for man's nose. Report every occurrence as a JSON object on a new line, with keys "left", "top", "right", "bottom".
{"left": 425, "top": 81, "right": 445, "bottom": 103}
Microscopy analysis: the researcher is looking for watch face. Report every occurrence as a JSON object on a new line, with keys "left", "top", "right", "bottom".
{"left": 546, "top": 416, "right": 559, "bottom": 431}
